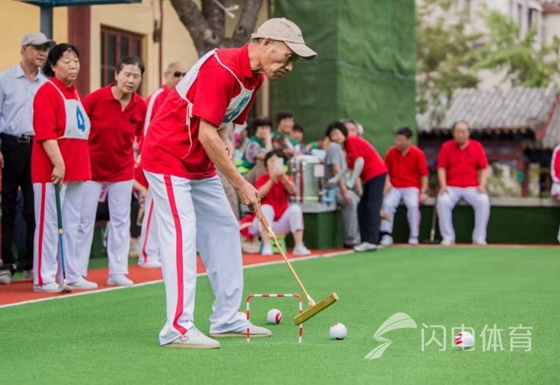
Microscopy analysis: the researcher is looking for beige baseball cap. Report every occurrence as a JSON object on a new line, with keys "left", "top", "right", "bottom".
{"left": 21, "top": 32, "right": 54, "bottom": 48}
{"left": 252, "top": 18, "right": 317, "bottom": 59}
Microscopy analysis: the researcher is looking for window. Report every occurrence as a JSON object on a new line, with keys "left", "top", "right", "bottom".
{"left": 100, "top": 26, "right": 143, "bottom": 87}
{"left": 517, "top": 3, "right": 523, "bottom": 27}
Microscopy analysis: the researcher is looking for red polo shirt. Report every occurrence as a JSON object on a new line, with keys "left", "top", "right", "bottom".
{"left": 141, "top": 45, "right": 263, "bottom": 180}
{"left": 344, "top": 136, "right": 388, "bottom": 183}
{"left": 32, "top": 78, "right": 91, "bottom": 183}
{"left": 256, "top": 174, "right": 294, "bottom": 220}
{"left": 552, "top": 145, "right": 560, "bottom": 183}
{"left": 437, "top": 139, "right": 488, "bottom": 187}
{"left": 385, "top": 145, "right": 428, "bottom": 189}
{"left": 84, "top": 85, "right": 146, "bottom": 182}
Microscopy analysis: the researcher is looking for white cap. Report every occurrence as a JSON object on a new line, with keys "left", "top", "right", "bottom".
{"left": 252, "top": 18, "right": 317, "bottom": 59}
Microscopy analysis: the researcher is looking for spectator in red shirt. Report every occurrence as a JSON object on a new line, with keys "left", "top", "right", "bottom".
{"left": 437, "top": 121, "right": 490, "bottom": 245}
{"left": 31, "top": 44, "right": 93, "bottom": 293}
{"left": 327, "top": 121, "right": 388, "bottom": 252}
{"left": 77, "top": 56, "right": 147, "bottom": 287}
{"left": 550, "top": 144, "right": 560, "bottom": 242}
{"left": 380, "top": 127, "right": 429, "bottom": 246}
{"left": 248, "top": 150, "right": 311, "bottom": 256}
{"left": 140, "top": 18, "right": 317, "bottom": 348}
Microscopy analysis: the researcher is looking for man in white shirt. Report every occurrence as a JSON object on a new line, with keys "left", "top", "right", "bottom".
{"left": 0, "top": 32, "right": 53, "bottom": 284}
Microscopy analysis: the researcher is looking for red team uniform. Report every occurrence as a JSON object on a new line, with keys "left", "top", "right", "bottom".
{"left": 32, "top": 78, "right": 91, "bottom": 290}
{"left": 141, "top": 45, "right": 264, "bottom": 345}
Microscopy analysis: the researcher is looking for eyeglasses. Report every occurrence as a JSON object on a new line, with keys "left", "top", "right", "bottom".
{"left": 173, "top": 71, "right": 186, "bottom": 78}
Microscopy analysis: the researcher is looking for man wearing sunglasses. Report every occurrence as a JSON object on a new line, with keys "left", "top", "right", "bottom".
{"left": 135, "top": 62, "right": 187, "bottom": 269}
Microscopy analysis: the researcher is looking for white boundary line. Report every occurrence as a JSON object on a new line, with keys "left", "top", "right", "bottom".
{"left": 0, "top": 250, "right": 353, "bottom": 310}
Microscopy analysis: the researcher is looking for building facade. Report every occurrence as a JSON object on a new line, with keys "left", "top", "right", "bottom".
{"left": 0, "top": 0, "right": 270, "bottom": 116}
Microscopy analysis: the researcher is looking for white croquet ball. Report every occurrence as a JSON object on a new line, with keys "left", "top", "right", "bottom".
{"left": 330, "top": 323, "right": 347, "bottom": 340}
{"left": 266, "top": 309, "right": 282, "bottom": 324}
{"left": 455, "top": 331, "right": 474, "bottom": 350}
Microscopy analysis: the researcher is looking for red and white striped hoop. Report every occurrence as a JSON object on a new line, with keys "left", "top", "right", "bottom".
{"left": 246, "top": 294, "right": 303, "bottom": 343}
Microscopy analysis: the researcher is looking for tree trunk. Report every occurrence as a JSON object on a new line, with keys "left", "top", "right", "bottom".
{"left": 171, "top": 0, "right": 264, "bottom": 55}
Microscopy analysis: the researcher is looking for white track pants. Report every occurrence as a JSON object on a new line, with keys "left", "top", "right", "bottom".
{"left": 77, "top": 180, "right": 133, "bottom": 277}
{"left": 436, "top": 187, "right": 490, "bottom": 243}
{"left": 145, "top": 172, "right": 246, "bottom": 345}
{"left": 380, "top": 187, "right": 421, "bottom": 238}
{"left": 33, "top": 182, "right": 83, "bottom": 286}
{"left": 249, "top": 203, "right": 304, "bottom": 236}
{"left": 138, "top": 188, "right": 160, "bottom": 265}
{"left": 553, "top": 184, "right": 560, "bottom": 243}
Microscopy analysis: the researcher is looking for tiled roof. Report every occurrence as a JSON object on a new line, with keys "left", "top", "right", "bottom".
{"left": 417, "top": 86, "right": 560, "bottom": 147}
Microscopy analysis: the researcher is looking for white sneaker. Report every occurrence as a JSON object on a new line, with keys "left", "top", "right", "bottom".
{"left": 107, "top": 275, "right": 134, "bottom": 287}
{"left": 293, "top": 244, "right": 311, "bottom": 256}
{"left": 0, "top": 271, "right": 12, "bottom": 285}
{"left": 128, "top": 242, "right": 141, "bottom": 258}
{"left": 261, "top": 245, "right": 273, "bottom": 256}
{"left": 210, "top": 323, "right": 272, "bottom": 338}
{"left": 473, "top": 240, "right": 487, "bottom": 246}
{"left": 380, "top": 235, "right": 393, "bottom": 246}
{"left": 408, "top": 237, "right": 419, "bottom": 245}
{"left": 165, "top": 326, "right": 220, "bottom": 349}
{"left": 68, "top": 278, "right": 98, "bottom": 290}
{"left": 353, "top": 242, "right": 378, "bottom": 252}
{"left": 441, "top": 239, "right": 455, "bottom": 246}
{"left": 33, "top": 282, "right": 63, "bottom": 293}
{"left": 139, "top": 260, "right": 162, "bottom": 268}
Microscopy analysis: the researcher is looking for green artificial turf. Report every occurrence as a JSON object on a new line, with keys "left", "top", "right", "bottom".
{"left": 1, "top": 247, "right": 559, "bottom": 385}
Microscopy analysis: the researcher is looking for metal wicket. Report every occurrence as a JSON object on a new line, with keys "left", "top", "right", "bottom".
{"left": 246, "top": 294, "right": 303, "bottom": 343}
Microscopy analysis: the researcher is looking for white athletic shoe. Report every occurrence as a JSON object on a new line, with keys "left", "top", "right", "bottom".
{"left": 0, "top": 271, "right": 12, "bottom": 285}
{"left": 67, "top": 278, "right": 98, "bottom": 290}
{"left": 139, "top": 260, "right": 162, "bottom": 269}
{"left": 128, "top": 242, "right": 141, "bottom": 258}
{"left": 107, "top": 275, "right": 134, "bottom": 287}
{"left": 408, "top": 237, "right": 419, "bottom": 245}
{"left": 441, "top": 238, "right": 455, "bottom": 246}
{"left": 293, "top": 244, "right": 311, "bottom": 256}
{"left": 33, "top": 282, "right": 63, "bottom": 293}
{"left": 261, "top": 245, "right": 273, "bottom": 256}
{"left": 472, "top": 240, "right": 487, "bottom": 246}
{"left": 165, "top": 326, "right": 220, "bottom": 349}
{"left": 353, "top": 242, "right": 378, "bottom": 252}
{"left": 380, "top": 235, "right": 394, "bottom": 246}
{"left": 210, "top": 323, "right": 272, "bottom": 338}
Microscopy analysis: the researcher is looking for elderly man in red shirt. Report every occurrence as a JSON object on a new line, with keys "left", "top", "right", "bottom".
{"left": 380, "top": 127, "right": 429, "bottom": 246}
{"left": 437, "top": 121, "right": 490, "bottom": 245}
{"left": 141, "top": 18, "right": 317, "bottom": 349}
{"left": 136, "top": 61, "right": 187, "bottom": 269}
{"left": 551, "top": 144, "right": 560, "bottom": 243}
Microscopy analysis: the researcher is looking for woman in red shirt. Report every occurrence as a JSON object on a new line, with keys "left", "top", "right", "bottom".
{"left": 32, "top": 44, "right": 95, "bottom": 293}
{"left": 327, "top": 121, "right": 388, "bottom": 252}
{"left": 77, "top": 57, "right": 147, "bottom": 287}
{"left": 248, "top": 149, "right": 311, "bottom": 256}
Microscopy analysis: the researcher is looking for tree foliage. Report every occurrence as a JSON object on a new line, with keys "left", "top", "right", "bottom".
{"left": 417, "top": 0, "right": 560, "bottom": 120}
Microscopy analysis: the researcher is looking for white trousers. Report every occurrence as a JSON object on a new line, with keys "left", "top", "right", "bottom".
{"left": 553, "top": 184, "right": 560, "bottom": 243}
{"left": 33, "top": 182, "right": 84, "bottom": 286}
{"left": 380, "top": 187, "right": 420, "bottom": 238}
{"left": 138, "top": 188, "right": 160, "bottom": 265}
{"left": 249, "top": 203, "right": 304, "bottom": 236}
{"left": 77, "top": 180, "right": 133, "bottom": 277}
{"left": 437, "top": 186, "right": 490, "bottom": 243}
{"left": 145, "top": 172, "right": 246, "bottom": 345}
